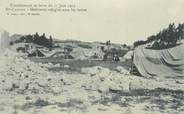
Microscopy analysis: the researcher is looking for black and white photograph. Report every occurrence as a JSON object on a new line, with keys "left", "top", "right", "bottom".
{"left": 0, "top": 0, "right": 184, "bottom": 114}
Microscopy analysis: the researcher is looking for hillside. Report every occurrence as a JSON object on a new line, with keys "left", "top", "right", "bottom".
{"left": 0, "top": 30, "right": 184, "bottom": 114}
{"left": 134, "top": 23, "right": 184, "bottom": 49}
{"left": 0, "top": 49, "right": 184, "bottom": 114}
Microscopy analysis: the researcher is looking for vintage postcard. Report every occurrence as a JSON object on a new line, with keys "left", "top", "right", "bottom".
{"left": 0, "top": 0, "right": 184, "bottom": 114}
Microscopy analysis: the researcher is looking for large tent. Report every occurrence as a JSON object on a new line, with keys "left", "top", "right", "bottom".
{"left": 133, "top": 44, "right": 184, "bottom": 78}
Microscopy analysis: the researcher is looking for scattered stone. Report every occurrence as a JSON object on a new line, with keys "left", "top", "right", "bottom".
{"left": 25, "top": 96, "right": 31, "bottom": 100}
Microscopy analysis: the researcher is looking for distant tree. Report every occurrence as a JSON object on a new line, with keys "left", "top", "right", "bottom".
{"left": 42, "top": 33, "right": 46, "bottom": 39}
{"left": 49, "top": 35, "right": 53, "bottom": 43}
{"left": 177, "top": 23, "right": 184, "bottom": 41}
{"left": 147, "top": 35, "right": 156, "bottom": 42}
{"left": 152, "top": 41, "right": 160, "bottom": 49}
{"left": 122, "top": 44, "right": 127, "bottom": 47}
{"left": 167, "top": 23, "right": 176, "bottom": 45}
{"left": 49, "top": 35, "right": 53, "bottom": 50}
{"left": 106, "top": 40, "right": 111, "bottom": 46}
{"left": 133, "top": 40, "right": 146, "bottom": 47}
{"left": 34, "top": 32, "right": 39, "bottom": 39}
{"left": 26, "top": 34, "right": 33, "bottom": 43}
{"left": 14, "top": 32, "right": 55, "bottom": 49}
{"left": 134, "top": 22, "right": 184, "bottom": 49}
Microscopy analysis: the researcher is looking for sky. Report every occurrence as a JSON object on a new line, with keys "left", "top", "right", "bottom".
{"left": 0, "top": 0, "right": 184, "bottom": 44}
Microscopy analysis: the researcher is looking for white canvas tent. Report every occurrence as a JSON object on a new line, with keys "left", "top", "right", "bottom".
{"left": 133, "top": 44, "right": 184, "bottom": 78}
{"left": 123, "top": 50, "right": 133, "bottom": 60}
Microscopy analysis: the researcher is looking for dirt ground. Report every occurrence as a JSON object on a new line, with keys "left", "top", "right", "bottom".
{"left": 0, "top": 50, "right": 184, "bottom": 114}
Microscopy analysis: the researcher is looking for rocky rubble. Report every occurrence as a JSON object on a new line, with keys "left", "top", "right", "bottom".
{"left": 0, "top": 50, "right": 184, "bottom": 114}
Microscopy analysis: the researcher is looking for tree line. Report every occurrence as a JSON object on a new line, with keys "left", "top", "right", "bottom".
{"left": 18, "top": 32, "right": 53, "bottom": 49}
{"left": 134, "top": 23, "right": 184, "bottom": 49}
